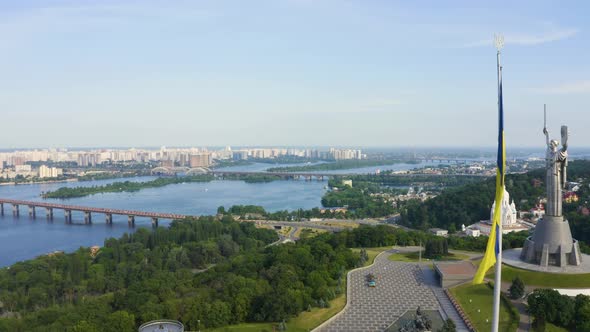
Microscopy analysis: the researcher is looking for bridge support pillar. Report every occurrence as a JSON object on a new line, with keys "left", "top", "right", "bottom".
{"left": 12, "top": 204, "right": 19, "bottom": 217}
{"left": 64, "top": 210, "right": 72, "bottom": 223}
{"left": 105, "top": 214, "right": 113, "bottom": 225}
{"left": 151, "top": 217, "right": 158, "bottom": 228}
{"left": 0, "top": 203, "right": 3, "bottom": 216}
{"left": 46, "top": 208, "right": 53, "bottom": 219}
{"left": 84, "top": 211, "right": 92, "bottom": 224}
{"left": 128, "top": 215, "right": 135, "bottom": 227}
{"left": 28, "top": 206, "right": 36, "bottom": 218}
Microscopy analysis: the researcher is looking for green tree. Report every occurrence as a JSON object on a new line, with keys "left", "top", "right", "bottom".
{"left": 104, "top": 310, "right": 136, "bottom": 332}
{"left": 72, "top": 320, "right": 100, "bottom": 332}
{"left": 438, "top": 318, "right": 456, "bottom": 332}
{"left": 575, "top": 295, "right": 590, "bottom": 331}
{"left": 424, "top": 238, "right": 448, "bottom": 258}
{"left": 527, "top": 289, "right": 575, "bottom": 329}
{"left": 508, "top": 276, "right": 525, "bottom": 299}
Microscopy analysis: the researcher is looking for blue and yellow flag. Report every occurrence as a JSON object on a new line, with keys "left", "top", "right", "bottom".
{"left": 473, "top": 54, "right": 506, "bottom": 285}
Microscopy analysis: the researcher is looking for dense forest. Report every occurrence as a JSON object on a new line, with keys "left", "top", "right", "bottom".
{"left": 0, "top": 217, "right": 358, "bottom": 331}
{"left": 331, "top": 172, "right": 488, "bottom": 189}
{"left": 400, "top": 160, "right": 590, "bottom": 235}
{"left": 527, "top": 289, "right": 590, "bottom": 331}
{"left": 0, "top": 217, "right": 533, "bottom": 331}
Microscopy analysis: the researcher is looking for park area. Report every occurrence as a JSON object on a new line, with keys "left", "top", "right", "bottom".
{"left": 388, "top": 251, "right": 471, "bottom": 263}
{"left": 206, "top": 247, "right": 392, "bottom": 332}
{"left": 450, "top": 283, "right": 519, "bottom": 332}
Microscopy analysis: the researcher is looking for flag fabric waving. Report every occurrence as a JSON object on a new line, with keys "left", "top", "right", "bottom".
{"left": 473, "top": 55, "right": 506, "bottom": 285}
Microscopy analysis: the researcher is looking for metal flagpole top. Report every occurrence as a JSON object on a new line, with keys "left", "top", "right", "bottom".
{"left": 494, "top": 34, "right": 504, "bottom": 51}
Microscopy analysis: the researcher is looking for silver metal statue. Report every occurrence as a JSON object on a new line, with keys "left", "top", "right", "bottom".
{"left": 520, "top": 105, "right": 580, "bottom": 267}
{"left": 543, "top": 105, "right": 568, "bottom": 217}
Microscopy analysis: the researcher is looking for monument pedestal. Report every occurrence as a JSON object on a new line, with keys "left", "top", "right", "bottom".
{"left": 520, "top": 215, "right": 582, "bottom": 267}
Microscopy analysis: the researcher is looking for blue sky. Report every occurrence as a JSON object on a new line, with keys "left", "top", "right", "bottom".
{"left": 1, "top": 0, "right": 589, "bottom": 148}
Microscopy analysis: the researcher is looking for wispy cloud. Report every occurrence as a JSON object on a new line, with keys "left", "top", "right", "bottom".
{"left": 0, "top": 2, "right": 216, "bottom": 45}
{"left": 365, "top": 98, "right": 404, "bottom": 108}
{"left": 463, "top": 26, "right": 578, "bottom": 48}
{"left": 530, "top": 81, "right": 590, "bottom": 94}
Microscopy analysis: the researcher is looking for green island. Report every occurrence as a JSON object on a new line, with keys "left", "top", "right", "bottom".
{"left": 267, "top": 159, "right": 418, "bottom": 172}
{"left": 42, "top": 175, "right": 215, "bottom": 199}
{"left": 41, "top": 174, "right": 290, "bottom": 199}
{"left": 210, "top": 159, "right": 254, "bottom": 169}
{"left": 220, "top": 173, "right": 284, "bottom": 183}
{"left": 211, "top": 156, "right": 318, "bottom": 169}
{"left": 76, "top": 171, "right": 150, "bottom": 182}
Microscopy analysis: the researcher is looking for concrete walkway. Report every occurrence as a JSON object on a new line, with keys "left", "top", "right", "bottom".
{"left": 314, "top": 250, "right": 439, "bottom": 332}
{"left": 420, "top": 266, "right": 470, "bottom": 332}
{"left": 500, "top": 282, "right": 532, "bottom": 332}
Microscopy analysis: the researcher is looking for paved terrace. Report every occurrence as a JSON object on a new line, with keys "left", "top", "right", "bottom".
{"left": 316, "top": 250, "right": 441, "bottom": 332}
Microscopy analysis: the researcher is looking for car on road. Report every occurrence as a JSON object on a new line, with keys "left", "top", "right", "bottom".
{"left": 366, "top": 273, "right": 376, "bottom": 287}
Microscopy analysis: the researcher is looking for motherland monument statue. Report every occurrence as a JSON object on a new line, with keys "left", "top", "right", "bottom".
{"left": 520, "top": 106, "right": 582, "bottom": 267}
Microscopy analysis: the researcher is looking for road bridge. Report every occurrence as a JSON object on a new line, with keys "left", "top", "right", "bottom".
{"left": 210, "top": 170, "right": 490, "bottom": 180}
{"left": 210, "top": 171, "right": 332, "bottom": 181}
{"left": 0, "top": 198, "right": 191, "bottom": 228}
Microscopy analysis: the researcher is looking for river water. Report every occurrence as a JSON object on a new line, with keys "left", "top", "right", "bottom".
{"left": 0, "top": 161, "right": 439, "bottom": 266}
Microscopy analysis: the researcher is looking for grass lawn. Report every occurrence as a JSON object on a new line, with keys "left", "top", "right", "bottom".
{"left": 296, "top": 228, "right": 327, "bottom": 239}
{"left": 323, "top": 220, "right": 359, "bottom": 228}
{"left": 205, "top": 322, "right": 275, "bottom": 332}
{"left": 286, "top": 295, "right": 346, "bottom": 331}
{"left": 450, "top": 283, "right": 519, "bottom": 332}
{"left": 388, "top": 251, "right": 470, "bottom": 262}
{"left": 278, "top": 226, "right": 292, "bottom": 236}
{"left": 205, "top": 284, "right": 346, "bottom": 332}
{"left": 352, "top": 246, "right": 392, "bottom": 267}
{"left": 501, "top": 265, "right": 590, "bottom": 288}
{"left": 545, "top": 322, "right": 570, "bottom": 332}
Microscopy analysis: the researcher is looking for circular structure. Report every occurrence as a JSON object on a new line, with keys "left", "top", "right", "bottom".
{"left": 138, "top": 320, "right": 184, "bottom": 332}
{"left": 504, "top": 248, "right": 590, "bottom": 274}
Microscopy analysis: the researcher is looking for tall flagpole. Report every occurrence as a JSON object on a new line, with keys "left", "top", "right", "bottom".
{"left": 492, "top": 34, "right": 504, "bottom": 332}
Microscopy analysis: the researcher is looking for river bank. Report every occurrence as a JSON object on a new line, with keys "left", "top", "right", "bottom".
{"left": 0, "top": 178, "right": 78, "bottom": 186}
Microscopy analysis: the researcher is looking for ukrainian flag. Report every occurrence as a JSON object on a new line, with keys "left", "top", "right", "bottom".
{"left": 473, "top": 52, "right": 506, "bottom": 285}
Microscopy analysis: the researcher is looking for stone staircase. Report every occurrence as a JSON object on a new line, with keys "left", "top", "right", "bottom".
{"left": 420, "top": 266, "right": 472, "bottom": 332}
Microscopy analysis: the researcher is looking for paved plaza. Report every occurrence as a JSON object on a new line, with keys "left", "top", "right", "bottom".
{"left": 316, "top": 250, "right": 441, "bottom": 332}
{"left": 504, "top": 248, "right": 590, "bottom": 274}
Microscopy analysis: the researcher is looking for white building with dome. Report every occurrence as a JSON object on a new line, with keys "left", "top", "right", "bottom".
{"left": 465, "top": 188, "right": 532, "bottom": 236}
{"left": 490, "top": 188, "right": 518, "bottom": 227}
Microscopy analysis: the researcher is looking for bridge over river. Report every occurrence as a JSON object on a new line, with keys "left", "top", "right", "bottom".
{"left": 0, "top": 198, "right": 192, "bottom": 227}
{"left": 209, "top": 170, "right": 490, "bottom": 180}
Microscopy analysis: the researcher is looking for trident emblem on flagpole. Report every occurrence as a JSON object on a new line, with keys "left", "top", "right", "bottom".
{"left": 494, "top": 34, "right": 504, "bottom": 51}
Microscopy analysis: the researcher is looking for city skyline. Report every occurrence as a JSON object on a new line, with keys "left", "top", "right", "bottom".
{"left": 2, "top": 0, "right": 590, "bottom": 148}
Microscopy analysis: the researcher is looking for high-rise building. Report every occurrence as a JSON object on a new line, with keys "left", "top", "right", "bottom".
{"left": 38, "top": 165, "right": 62, "bottom": 178}
{"left": 189, "top": 154, "right": 211, "bottom": 168}
{"left": 232, "top": 151, "right": 248, "bottom": 160}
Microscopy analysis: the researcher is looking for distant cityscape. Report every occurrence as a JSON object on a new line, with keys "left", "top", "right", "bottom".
{"left": 0, "top": 147, "right": 364, "bottom": 180}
